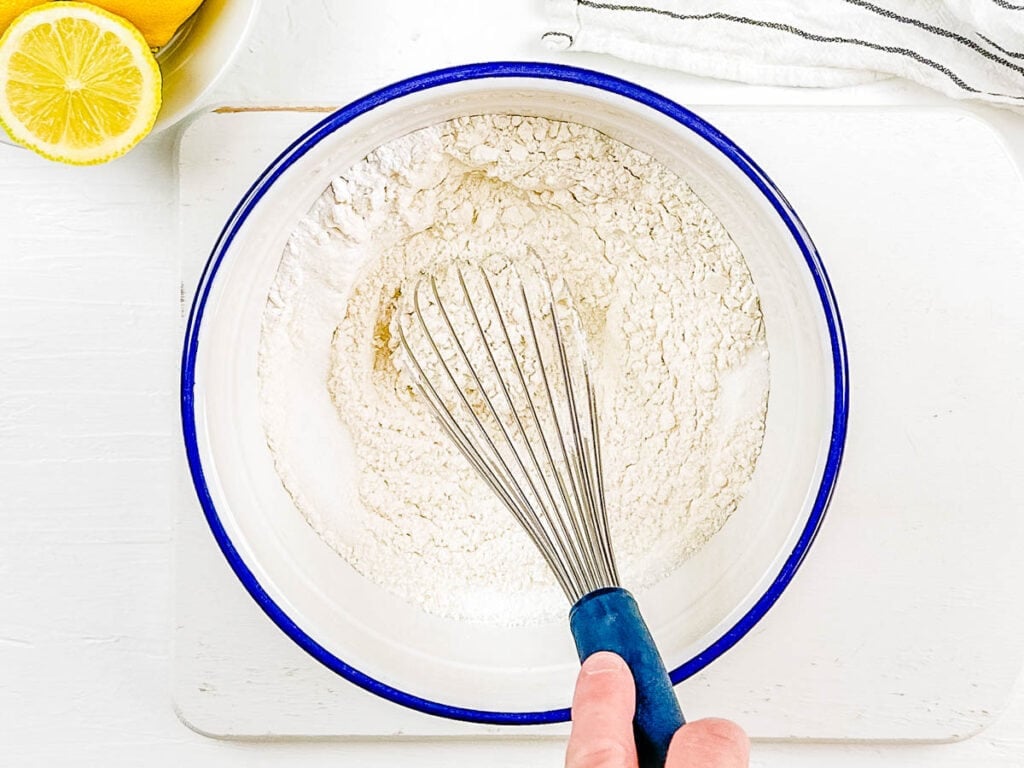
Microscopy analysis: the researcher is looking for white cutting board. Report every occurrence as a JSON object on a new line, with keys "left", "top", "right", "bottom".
{"left": 174, "top": 106, "right": 1024, "bottom": 742}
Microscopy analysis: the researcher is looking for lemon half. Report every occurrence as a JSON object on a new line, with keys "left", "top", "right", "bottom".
{"left": 0, "top": 2, "right": 161, "bottom": 165}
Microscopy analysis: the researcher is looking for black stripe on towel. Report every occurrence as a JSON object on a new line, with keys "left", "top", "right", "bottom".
{"left": 979, "top": 33, "right": 1024, "bottom": 59}
{"left": 842, "top": 0, "right": 1024, "bottom": 76}
{"left": 575, "top": 0, "right": 1024, "bottom": 100}
{"left": 542, "top": 31, "right": 575, "bottom": 45}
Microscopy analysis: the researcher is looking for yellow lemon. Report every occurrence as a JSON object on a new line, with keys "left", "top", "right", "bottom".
{"left": 0, "top": 2, "right": 161, "bottom": 165}
{"left": 85, "top": 0, "right": 204, "bottom": 48}
{"left": 0, "top": 0, "right": 46, "bottom": 35}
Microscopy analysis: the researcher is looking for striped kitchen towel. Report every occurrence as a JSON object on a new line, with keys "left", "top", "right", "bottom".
{"left": 543, "top": 0, "right": 1024, "bottom": 108}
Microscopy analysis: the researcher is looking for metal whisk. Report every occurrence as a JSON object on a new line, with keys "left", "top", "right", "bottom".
{"left": 395, "top": 264, "right": 685, "bottom": 768}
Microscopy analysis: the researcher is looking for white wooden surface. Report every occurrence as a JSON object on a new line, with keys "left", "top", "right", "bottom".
{"left": 175, "top": 105, "right": 1024, "bottom": 744}
{"left": 4, "top": 1, "right": 1024, "bottom": 765}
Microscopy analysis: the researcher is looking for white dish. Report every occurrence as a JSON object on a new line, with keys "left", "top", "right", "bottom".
{"left": 0, "top": 0, "right": 258, "bottom": 148}
{"left": 154, "top": 0, "right": 259, "bottom": 133}
{"left": 181, "top": 63, "right": 848, "bottom": 722}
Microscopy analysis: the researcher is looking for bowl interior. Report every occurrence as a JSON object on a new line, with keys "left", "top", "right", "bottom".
{"left": 188, "top": 75, "right": 837, "bottom": 715}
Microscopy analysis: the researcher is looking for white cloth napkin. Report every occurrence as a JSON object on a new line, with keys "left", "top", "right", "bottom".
{"left": 544, "top": 0, "right": 1024, "bottom": 108}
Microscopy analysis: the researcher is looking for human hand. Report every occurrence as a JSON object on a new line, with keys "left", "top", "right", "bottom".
{"left": 566, "top": 651, "right": 749, "bottom": 768}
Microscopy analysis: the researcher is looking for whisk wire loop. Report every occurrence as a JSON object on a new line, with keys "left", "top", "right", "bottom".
{"left": 397, "top": 293, "right": 575, "bottom": 598}
{"left": 518, "top": 277, "right": 608, "bottom": 592}
{"left": 586, "top": 369, "right": 618, "bottom": 583}
{"left": 543, "top": 281, "right": 616, "bottom": 586}
{"left": 396, "top": 264, "right": 620, "bottom": 603}
{"left": 460, "top": 270, "right": 596, "bottom": 596}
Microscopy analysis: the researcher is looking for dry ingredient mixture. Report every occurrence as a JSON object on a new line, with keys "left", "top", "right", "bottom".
{"left": 258, "top": 114, "right": 769, "bottom": 623}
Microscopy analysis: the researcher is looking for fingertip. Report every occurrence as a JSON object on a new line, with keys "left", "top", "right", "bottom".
{"left": 566, "top": 652, "right": 637, "bottom": 767}
{"left": 572, "top": 651, "right": 634, "bottom": 716}
{"left": 668, "top": 718, "right": 749, "bottom": 767}
{"left": 692, "top": 718, "right": 749, "bottom": 747}
{"left": 581, "top": 651, "right": 630, "bottom": 676}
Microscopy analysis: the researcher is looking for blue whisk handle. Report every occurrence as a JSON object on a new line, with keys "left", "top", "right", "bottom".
{"left": 569, "top": 587, "right": 685, "bottom": 768}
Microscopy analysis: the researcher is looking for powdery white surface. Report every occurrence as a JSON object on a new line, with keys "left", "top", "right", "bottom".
{"left": 258, "top": 114, "right": 768, "bottom": 623}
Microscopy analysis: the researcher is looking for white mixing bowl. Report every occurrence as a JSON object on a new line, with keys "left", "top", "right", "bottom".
{"left": 181, "top": 62, "right": 848, "bottom": 723}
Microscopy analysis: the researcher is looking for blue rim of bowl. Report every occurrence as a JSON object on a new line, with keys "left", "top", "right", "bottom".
{"left": 181, "top": 61, "right": 849, "bottom": 725}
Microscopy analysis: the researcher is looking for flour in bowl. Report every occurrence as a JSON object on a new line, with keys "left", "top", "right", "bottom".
{"left": 258, "top": 114, "right": 769, "bottom": 623}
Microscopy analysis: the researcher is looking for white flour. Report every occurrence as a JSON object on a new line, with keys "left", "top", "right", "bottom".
{"left": 258, "top": 114, "right": 769, "bottom": 623}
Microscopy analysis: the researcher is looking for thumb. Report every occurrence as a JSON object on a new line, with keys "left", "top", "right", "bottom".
{"left": 565, "top": 652, "right": 638, "bottom": 768}
{"left": 666, "top": 718, "right": 750, "bottom": 768}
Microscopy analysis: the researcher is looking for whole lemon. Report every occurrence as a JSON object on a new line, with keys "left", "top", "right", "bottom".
{"left": 85, "top": 0, "right": 204, "bottom": 48}
{"left": 0, "top": 0, "right": 47, "bottom": 34}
